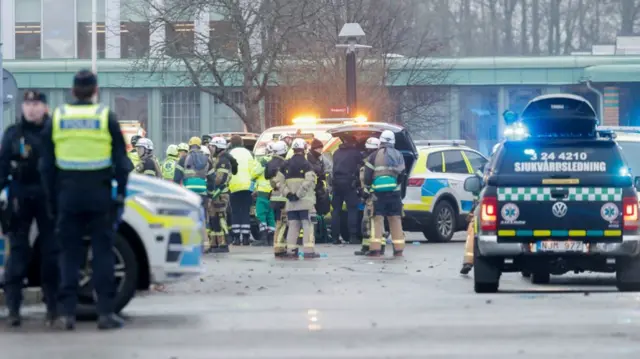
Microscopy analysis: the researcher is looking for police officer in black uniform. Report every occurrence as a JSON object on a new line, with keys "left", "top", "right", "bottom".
{"left": 40, "top": 70, "right": 131, "bottom": 330}
{"left": 331, "top": 135, "right": 363, "bottom": 244}
{"left": 0, "top": 90, "right": 59, "bottom": 327}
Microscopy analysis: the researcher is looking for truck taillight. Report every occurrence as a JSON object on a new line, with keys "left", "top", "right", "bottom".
{"left": 480, "top": 196, "right": 497, "bottom": 231}
{"left": 408, "top": 178, "right": 424, "bottom": 187}
{"left": 623, "top": 197, "right": 639, "bottom": 231}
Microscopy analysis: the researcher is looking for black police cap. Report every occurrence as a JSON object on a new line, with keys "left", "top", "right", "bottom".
{"left": 23, "top": 90, "right": 47, "bottom": 104}
{"left": 73, "top": 69, "right": 98, "bottom": 87}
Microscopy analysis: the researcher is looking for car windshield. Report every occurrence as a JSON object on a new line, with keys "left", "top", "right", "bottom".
{"left": 617, "top": 141, "right": 640, "bottom": 176}
{"left": 254, "top": 129, "right": 333, "bottom": 152}
{"left": 498, "top": 140, "right": 626, "bottom": 175}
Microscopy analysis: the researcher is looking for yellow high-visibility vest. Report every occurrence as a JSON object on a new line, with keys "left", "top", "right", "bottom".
{"left": 52, "top": 104, "right": 112, "bottom": 171}
{"left": 229, "top": 147, "right": 254, "bottom": 192}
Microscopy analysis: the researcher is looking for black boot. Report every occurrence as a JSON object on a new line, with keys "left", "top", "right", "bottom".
{"left": 44, "top": 310, "right": 58, "bottom": 328}
{"left": 274, "top": 251, "right": 287, "bottom": 258}
{"left": 251, "top": 231, "right": 269, "bottom": 246}
{"left": 380, "top": 245, "right": 386, "bottom": 255}
{"left": 242, "top": 235, "right": 251, "bottom": 246}
{"left": 286, "top": 248, "right": 300, "bottom": 258}
{"left": 354, "top": 245, "right": 369, "bottom": 255}
{"left": 7, "top": 312, "right": 21, "bottom": 328}
{"left": 332, "top": 237, "right": 343, "bottom": 245}
{"left": 393, "top": 249, "right": 404, "bottom": 257}
{"left": 302, "top": 252, "right": 321, "bottom": 259}
{"left": 232, "top": 235, "right": 241, "bottom": 246}
{"left": 212, "top": 245, "right": 230, "bottom": 253}
{"left": 365, "top": 249, "right": 382, "bottom": 257}
{"left": 58, "top": 316, "right": 76, "bottom": 331}
{"left": 460, "top": 263, "right": 473, "bottom": 275}
{"left": 349, "top": 236, "right": 360, "bottom": 245}
{"left": 267, "top": 232, "right": 274, "bottom": 246}
{"left": 97, "top": 313, "right": 125, "bottom": 330}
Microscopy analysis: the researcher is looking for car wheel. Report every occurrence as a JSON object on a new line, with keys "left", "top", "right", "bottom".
{"left": 616, "top": 257, "right": 640, "bottom": 292}
{"left": 530, "top": 272, "right": 550, "bottom": 284}
{"left": 424, "top": 201, "right": 456, "bottom": 242}
{"left": 473, "top": 234, "right": 500, "bottom": 293}
{"left": 76, "top": 233, "right": 139, "bottom": 320}
{"left": 521, "top": 271, "right": 531, "bottom": 278}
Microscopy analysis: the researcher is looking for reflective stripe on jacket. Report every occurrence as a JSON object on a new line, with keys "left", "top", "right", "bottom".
{"left": 52, "top": 104, "right": 112, "bottom": 170}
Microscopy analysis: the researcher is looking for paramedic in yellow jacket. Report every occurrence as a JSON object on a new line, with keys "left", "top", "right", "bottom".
{"left": 162, "top": 144, "right": 179, "bottom": 181}
{"left": 228, "top": 135, "right": 255, "bottom": 246}
{"left": 250, "top": 143, "right": 276, "bottom": 246}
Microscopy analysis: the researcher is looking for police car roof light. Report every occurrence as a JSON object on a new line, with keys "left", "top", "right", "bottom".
{"left": 413, "top": 140, "right": 466, "bottom": 146}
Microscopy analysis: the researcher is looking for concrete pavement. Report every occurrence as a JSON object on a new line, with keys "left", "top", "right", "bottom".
{"left": 2, "top": 232, "right": 640, "bottom": 358}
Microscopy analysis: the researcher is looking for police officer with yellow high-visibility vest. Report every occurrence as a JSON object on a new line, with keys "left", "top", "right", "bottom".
{"left": 40, "top": 70, "right": 131, "bottom": 330}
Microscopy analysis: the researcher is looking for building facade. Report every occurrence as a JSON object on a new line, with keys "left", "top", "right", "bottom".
{"left": 2, "top": 0, "right": 640, "bottom": 155}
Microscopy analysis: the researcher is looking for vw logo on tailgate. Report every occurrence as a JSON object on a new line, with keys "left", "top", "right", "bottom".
{"left": 552, "top": 202, "right": 568, "bottom": 218}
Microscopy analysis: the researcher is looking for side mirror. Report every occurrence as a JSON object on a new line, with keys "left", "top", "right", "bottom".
{"left": 502, "top": 110, "right": 518, "bottom": 125}
{"left": 634, "top": 176, "right": 640, "bottom": 190}
{"left": 464, "top": 176, "right": 482, "bottom": 194}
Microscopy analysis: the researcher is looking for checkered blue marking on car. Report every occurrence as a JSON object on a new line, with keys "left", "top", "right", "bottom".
{"left": 421, "top": 179, "right": 449, "bottom": 197}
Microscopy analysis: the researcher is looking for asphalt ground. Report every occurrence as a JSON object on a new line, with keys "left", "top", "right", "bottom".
{"left": 2, "top": 232, "right": 640, "bottom": 359}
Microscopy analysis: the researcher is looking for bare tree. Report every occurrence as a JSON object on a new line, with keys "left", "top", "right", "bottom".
{"left": 128, "top": 0, "right": 319, "bottom": 132}
{"left": 620, "top": 0, "right": 639, "bottom": 35}
{"left": 273, "top": 0, "right": 450, "bottom": 137}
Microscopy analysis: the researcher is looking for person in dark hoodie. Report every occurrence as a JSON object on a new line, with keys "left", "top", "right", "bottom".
{"left": 0, "top": 90, "right": 59, "bottom": 328}
{"left": 330, "top": 135, "right": 363, "bottom": 244}
{"left": 307, "top": 138, "right": 331, "bottom": 242}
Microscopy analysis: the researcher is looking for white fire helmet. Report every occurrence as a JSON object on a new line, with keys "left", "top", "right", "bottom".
{"left": 136, "top": 138, "right": 154, "bottom": 150}
{"left": 201, "top": 146, "right": 211, "bottom": 156}
{"left": 379, "top": 130, "right": 395, "bottom": 145}
{"left": 291, "top": 138, "right": 307, "bottom": 150}
{"left": 271, "top": 141, "right": 288, "bottom": 155}
{"left": 365, "top": 137, "right": 381, "bottom": 150}
{"left": 210, "top": 136, "right": 228, "bottom": 150}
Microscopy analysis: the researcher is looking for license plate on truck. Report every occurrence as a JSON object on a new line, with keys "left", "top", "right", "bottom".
{"left": 534, "top": 241, "right": 587, "bottom": 253}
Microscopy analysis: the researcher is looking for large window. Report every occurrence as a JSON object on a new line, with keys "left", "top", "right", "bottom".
{"left": 15, "top": 23, "right": 41, "bottom": 59}
{"left": 120, "top": 22, "right": 150, "bottom": 58}
{"left": 209, "top": 20, "right": 236, "bottom": 58}
{"left": 162, "top": 89, "right": 200, "bottom": 148}
{"left": 459, "top": 87, "right": 498, "bottom": 156}
{"left": 76, "top": 0, "right": 105, "bottom": 59}
{"left": 77, "top": 23, "right": 106, "bottom": 59}
{"left": 15, "top": 0, "right": 42, "bottom": 59}
{"left": 113, "top": 89, "right": 149, "bottom": 131}
{"left": 165, "top": 22, "right": 195, "bottom": 57}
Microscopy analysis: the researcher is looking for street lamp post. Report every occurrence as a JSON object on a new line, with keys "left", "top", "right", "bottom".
{"left": 336, "top": 23, "right": 371, "bottom": 117}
